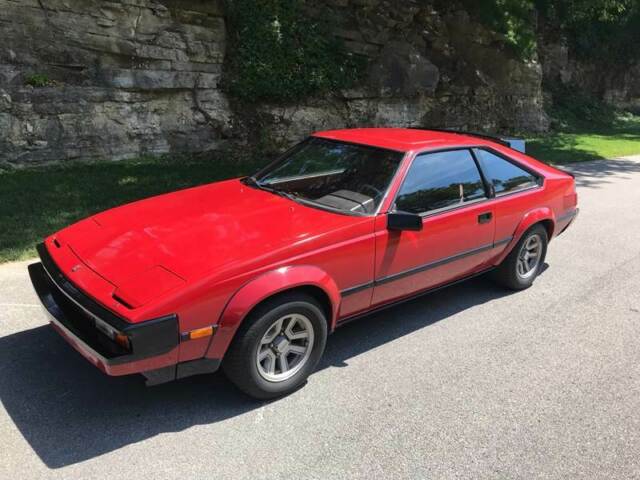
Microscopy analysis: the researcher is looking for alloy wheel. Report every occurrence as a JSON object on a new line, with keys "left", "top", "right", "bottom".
{"left": 256, "top": 313, "right": 315, "bottom": 382}
{"left": 516, "top": 234, "right": 543, "bottom": 279}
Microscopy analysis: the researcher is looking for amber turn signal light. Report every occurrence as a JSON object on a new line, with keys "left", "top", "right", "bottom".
{"left": 189, "top": 326, "right": 214, "bottom": 340}
{"left": 114, "top": 333, "right": 130, "bottom": 349}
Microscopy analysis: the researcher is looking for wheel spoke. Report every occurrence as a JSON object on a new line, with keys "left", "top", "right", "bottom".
{"left": 278, "top": 354, "right": 289, "bottom": 373}
{"left": 273, "top": 317, "right": 285, "bottom": 334}
{"left": 261, "top": 351, "right": 276, "bottom": 375}
{"left": 287, "top": 330, "right": 309, "bottom": 341}
{"left": 261, "top": 317, "right": 285, "bottom": 344}
{"left": 288, "top": 344, "right": 307, "bottom": 355}
{"left": 285, "top": 315, "right": 310, "bottom": 340}
{"left": 286, "top": 315, "right": 299, "bottom": 331}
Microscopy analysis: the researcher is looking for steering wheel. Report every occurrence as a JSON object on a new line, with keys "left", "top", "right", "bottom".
{"left": 361, "top": 184, "right": 383, "bottom": 199}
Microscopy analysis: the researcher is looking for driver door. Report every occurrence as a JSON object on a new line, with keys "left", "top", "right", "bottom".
{"left": 372, "top": 149, "right": 496, "bottom": 305}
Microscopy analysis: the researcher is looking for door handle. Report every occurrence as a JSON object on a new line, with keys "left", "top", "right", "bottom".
{"left": 478, "top": 212, "right": 492, "bottom": 224}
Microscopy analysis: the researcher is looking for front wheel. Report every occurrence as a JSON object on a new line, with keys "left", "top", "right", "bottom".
{"left": 492, "top": 224, "right": 548, "bottom": 290}
{"left": 222, "top": 292, "right": 328, "bottom": 399}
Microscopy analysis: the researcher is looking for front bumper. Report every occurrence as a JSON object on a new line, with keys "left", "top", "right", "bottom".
{"left": 28, "top": 243, "right": 180, "bottom": 376}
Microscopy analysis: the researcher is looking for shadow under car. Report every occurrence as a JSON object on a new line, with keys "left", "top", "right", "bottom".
{"left": 0, "top": 271, "right": 526, "bottom": 468}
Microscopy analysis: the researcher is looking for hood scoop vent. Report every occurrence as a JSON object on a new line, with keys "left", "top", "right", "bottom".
{"left": 112, "top": 293, "right": 135, "bottom": 309}
{"left": 112, "top": 266, "right": 186, "bottom": 309}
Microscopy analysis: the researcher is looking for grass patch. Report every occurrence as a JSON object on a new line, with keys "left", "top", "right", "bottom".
{"left": 2, "top": 110, "right": 640, "bottom": 264}
{"left": 528, "top": 128, "right": 640, "bottom": 164}
{"left": 0, "top": 154, "right": 262, "bottom": 263}
{"left": 527, "top": 95, "right": 640, "bottom": 164}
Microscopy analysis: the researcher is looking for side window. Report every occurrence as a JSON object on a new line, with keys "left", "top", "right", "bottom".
{"left": 395, "top": 150, "right": 486, "bottom": 215}
{"left": 474, "top": 149, "right": 538, "bottom": 195}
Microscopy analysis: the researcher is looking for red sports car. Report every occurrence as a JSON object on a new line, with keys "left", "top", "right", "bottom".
{"left": 29, "top": 128, "right": 578, "bottom": 398}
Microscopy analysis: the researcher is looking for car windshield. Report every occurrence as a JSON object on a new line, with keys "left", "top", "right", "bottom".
{"left": 249, "top": 138, "right": 404, "bottom": 214}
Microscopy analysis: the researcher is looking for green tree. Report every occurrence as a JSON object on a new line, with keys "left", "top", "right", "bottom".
{"left": 536, "top": 0, "right": 640, "bottom": 64}
{"left": 459, "top": 0, "right": 640, "bottom": 63}
{"left": 456, "top": 0, "right": 537, "bottom": 59}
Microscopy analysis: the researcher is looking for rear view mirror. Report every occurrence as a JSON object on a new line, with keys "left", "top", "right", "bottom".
{"left": 387, "top": 211, "right": 423, "bottom": 232}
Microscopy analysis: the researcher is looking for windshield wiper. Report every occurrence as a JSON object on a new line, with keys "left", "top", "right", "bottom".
{"left": 243, "top": 176, "right": 260, "bottom": 187}
{"left": 263, "top": 185, "right": 298, "bottom": 202}
{"left": 243, "top": 176, "right": 298, "bottom": 202}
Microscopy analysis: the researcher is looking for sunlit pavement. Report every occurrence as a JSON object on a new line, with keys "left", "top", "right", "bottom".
{"left": 1, "top": 156, "right": 639, "bottom": 479}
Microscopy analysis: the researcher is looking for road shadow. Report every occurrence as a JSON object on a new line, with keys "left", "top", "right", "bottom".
{"left": 0, "top": 274, "right": 519, "bottom": 468}
{"left": 562, "top": 157, "right": 640, "bottom": 189}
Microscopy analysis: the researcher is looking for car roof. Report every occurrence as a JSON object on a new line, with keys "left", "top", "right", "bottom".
{"left": 312, "top": 128, "right": 497, "bottom": 152}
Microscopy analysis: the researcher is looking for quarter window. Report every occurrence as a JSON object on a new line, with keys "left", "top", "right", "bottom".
{"left": 395, "top": 150, "right": 486, "bottom": 214}
{"left": 474, "top": 149, "right": 538, "bottom": 195}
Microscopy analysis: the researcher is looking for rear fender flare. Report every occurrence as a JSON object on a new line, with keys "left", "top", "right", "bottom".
{"left": 205, "top": 266, "right": 341, "bottom": 359}
{"left": 494, "top": 207, "right": 555, "bottom": 265}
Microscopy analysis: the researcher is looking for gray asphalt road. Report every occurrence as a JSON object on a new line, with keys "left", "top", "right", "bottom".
{"left": 1, "top": 157, "right": 640, "bottom": 480}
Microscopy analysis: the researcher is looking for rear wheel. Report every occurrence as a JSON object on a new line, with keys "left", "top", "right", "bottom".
{"left": 493, "top": 224, "right": 548, "bottom": 290}
{"left": 222, "top": 292, "right": 328, "bottom": 399}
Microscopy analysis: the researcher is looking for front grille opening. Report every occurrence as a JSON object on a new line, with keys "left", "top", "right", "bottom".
{"left": 47, "top": 280, "right": 130, "bottom": 359}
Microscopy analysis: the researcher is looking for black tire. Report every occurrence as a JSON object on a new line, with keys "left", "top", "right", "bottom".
{"left": 222, "top": 292, "right": 328, "bottom": 399}
{"left": 492, "top": 224, "right": 548, "bottom": 290}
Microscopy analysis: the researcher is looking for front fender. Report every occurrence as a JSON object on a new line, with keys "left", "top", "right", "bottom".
{"left": 205, "top": 266, "right": 341, "bottom": 359}
{"left": 494, "top": 207, "right": 555, "bottom": 265}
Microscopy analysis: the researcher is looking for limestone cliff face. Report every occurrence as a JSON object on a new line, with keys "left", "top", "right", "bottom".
{"left": 0, "top": 0, "right": 229, "bottom": 165}
{"left": 539, "top": 41, "right": 640, "bottom": 113}
{"left": 255, "top": 1, "right": 549, "bottom": 148}
{"left": 0, "top": 0, "right": 581, "bottom": 166}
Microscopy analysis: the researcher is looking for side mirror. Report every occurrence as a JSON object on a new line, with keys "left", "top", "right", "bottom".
{"left": 387, "top": 211, "right": 423, "bottom": 232}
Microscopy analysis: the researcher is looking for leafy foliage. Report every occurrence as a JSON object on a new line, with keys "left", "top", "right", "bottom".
{"left": 223, "top": 0, "right": 363, "bottom": 102}
{"left": 461, "top": 0, "right": 538, "bottom": 59}
{"left": 536, "top": 0, "right": 640, "bottom": 64}
{"left": 547, "top": 83, "right": 617, "bottom": 130}
{"left": 461, "top": 0, "right": 640, "bottom": 63}
{"left": 25, "top": 74, "right": 53, "bottom": 88}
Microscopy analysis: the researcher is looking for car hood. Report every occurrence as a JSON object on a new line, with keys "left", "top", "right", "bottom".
{"left": 55, "top": 179, "right": 360, "bottom": 295}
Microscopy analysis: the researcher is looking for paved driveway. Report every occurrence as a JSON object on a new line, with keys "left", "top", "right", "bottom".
{"left": 1, "top": 157, "right": 640, "bottom": 479}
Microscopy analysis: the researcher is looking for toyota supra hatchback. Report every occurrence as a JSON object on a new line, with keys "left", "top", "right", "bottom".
{"left": 29, "top": 128, "right": 578, "bottom": 399}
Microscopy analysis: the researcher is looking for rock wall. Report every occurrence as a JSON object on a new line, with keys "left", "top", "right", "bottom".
{"left": 539, "top": 40, "right": 640, "bottom": 113}
{"left": 0, "top": 0, "right": 551, "bottom": 166}
{"left": 255, "top": 1, "right": 549, "bottom": 147}
{"left": 0, "top": 0, "right": 230, "bottom": 165}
